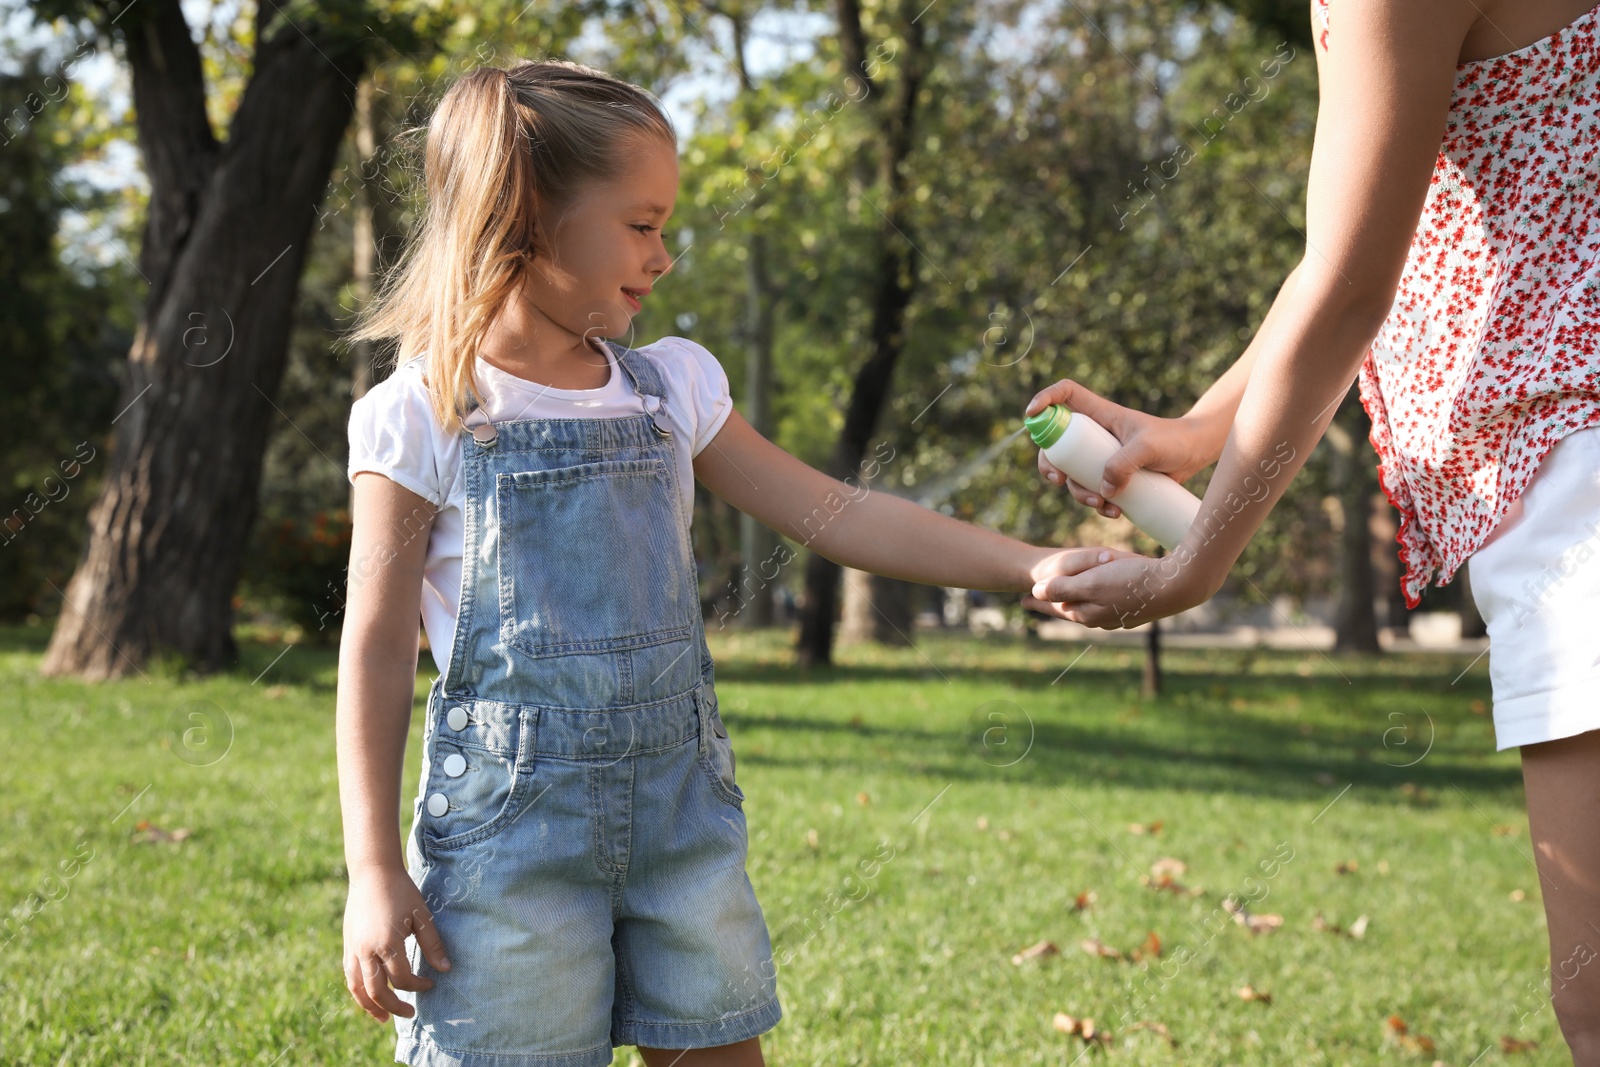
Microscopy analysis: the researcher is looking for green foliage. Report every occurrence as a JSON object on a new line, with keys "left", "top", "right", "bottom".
{"left": 239, "top": 510, "right": 353, "bottom": 645}
{"left": 0, "top": 44, "right": 134, "bottom": 619}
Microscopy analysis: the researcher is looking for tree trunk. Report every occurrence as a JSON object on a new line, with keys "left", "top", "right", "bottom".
{"left": 717, "top": 7, "right": 781, "bottom": 629}
{"left": 1328, "top": 400, "right": 1381, "bottom": 653}
{"left": 797, "top": 0, "right": 926, "bottom": 666}
{"left": 839, "top": 569, "right": 916, "bottom": 646}
{"left": 42, "top": 1, "right": 364, "bottom": 678}
{"left": 1142, "top": 617, "right": 1162, "bottom": 698}
{"left": 349, "top": 77, "right": 377, "bottom": 514}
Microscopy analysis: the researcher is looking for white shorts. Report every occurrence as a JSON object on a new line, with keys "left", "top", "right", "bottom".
{"left": 1467, "top": 425, "right": 1600, "bottom": 750}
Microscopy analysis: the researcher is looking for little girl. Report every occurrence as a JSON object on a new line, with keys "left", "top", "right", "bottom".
{"left": 1026, "top": 0, "right": 1599, "bottom": 1059}
{"left": 336, "top": 61, "right": 1111, "bottom": 1067}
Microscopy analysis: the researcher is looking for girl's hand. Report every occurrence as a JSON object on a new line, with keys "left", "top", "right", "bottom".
{"left": 1026, "top": 545, "right": 1142, "bottom": 597}
{"left": 1025, "top": 381, "right": 1222, "bottom": 518}
{"left": 343, "top": 865, "right": 451, "bottom": 1022}
{"left": 1023, "top": 551, "right": 1222, "bottom": 630}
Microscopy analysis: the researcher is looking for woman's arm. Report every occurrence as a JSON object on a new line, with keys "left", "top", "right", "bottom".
{"left": 337, "top": 473, "right": 451, "bottom": 1021}
{"left": 1030, "top": 0, "right": 1475, "bottom": 626}
{"left": 694, "top": 411, "right": 1123, "bottom": 591}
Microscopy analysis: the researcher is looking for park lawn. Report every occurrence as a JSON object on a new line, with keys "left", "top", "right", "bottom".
{"left": 0, "top": 619, "right": 1564, "bottom": 1066}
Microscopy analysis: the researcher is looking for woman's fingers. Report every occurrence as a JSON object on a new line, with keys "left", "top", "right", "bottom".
{"left": 1098, "top": 436, "right": 1158, "bottom": 499}
{"left": 1038, "top": 449, "right": 1067, "bottom": 486}
{"left": 1027, "top": 378, "right": 1115, "bottom": 419}
{"left": 1065, "top": 477, "right": 1122, "bottom": 518}
{"left": 1039, "top": 450, "right": 1125, "bottom": 518}
{"left": 1021, "top": 594, "right": 1079, "bottom": 621}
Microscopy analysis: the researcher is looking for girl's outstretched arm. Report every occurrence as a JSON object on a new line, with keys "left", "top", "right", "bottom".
{"left": 695, "top": 411, "right": 1125, "bottom": 591}
{"left": 337, "top": 473, "right": 451, "bottom": 1022}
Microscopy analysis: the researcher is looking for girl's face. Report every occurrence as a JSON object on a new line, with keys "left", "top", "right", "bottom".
{"left": 526, "top": 135, "right": 680, "bottom": 344}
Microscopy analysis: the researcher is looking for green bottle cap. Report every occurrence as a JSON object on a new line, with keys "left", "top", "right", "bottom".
{"left": 1024, "top": 404, "right": 1072, "bottom": 449}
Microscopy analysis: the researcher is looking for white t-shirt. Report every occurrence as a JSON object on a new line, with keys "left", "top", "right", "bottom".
{"left": 346, "top": 336, "right": 735, "bottom": 677}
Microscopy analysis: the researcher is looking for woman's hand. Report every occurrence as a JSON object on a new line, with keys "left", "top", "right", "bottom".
{"left": 1023, "top": 550, "right": 1223, "bottom": 630}
{"left": 1026, "top": 380, "right": 1224, "bottom": 518}
{"left": 343, "top": 865, "right": 451, "bottom": 1023}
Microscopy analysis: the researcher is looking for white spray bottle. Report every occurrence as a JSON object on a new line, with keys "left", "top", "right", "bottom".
{"left": 1024, "top": 404, "right": 1202, "bottom": 551}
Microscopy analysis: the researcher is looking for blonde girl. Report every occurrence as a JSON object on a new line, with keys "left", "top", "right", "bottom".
{"left": 337, "top": 60, "right": 1113, "bottom": 1067}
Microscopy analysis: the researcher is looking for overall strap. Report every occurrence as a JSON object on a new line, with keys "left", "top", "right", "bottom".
{"left": 609, "top": 341, "right": 673, "bottom": 435}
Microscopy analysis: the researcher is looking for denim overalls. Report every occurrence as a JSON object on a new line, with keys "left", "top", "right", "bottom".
{"left": 394, "top": 342, "right": 782, "bottom": 1067}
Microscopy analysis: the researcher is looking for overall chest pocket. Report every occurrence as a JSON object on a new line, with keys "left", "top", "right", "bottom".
{"left": 496, "top": 457, "right": 697, "bottom": 658}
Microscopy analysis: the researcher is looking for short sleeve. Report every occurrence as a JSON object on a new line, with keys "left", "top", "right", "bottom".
{"left": 347, "top": 363, "right": 446, "bottom": 508}
{"left": 643, "top": 337, "right": 735, "bottom": 457}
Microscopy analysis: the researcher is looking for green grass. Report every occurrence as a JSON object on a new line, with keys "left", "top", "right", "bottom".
{"left": 0, "top": 620, "right": 1565, "bottom": 1065}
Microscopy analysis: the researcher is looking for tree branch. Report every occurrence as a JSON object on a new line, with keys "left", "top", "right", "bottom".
{"left": 119, "top": 0, "right": 217, "bottom": 298}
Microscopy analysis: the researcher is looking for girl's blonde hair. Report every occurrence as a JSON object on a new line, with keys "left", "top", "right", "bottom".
{"left": 353, "top": 60, "right": 676, "bottom": 431}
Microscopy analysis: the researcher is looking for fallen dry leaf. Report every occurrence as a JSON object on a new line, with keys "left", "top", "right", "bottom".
{"left": 1385, "top": 1015, "right": 1437, "bottom": 1055}
{"left": 1080, "top": 938, "right": 1125, "bottom": 961}
{"left": 1470, "top": 699, "right": 1488, "bottom": 715}
{"left": 1140, "top": 872, "right": 1203, "bottom": 896}
{"left": 1223, "top": 897, "right": 1283, "bottom": 934}
{"left": 1052, "top": 1013, "right": 1111, "bottom": 1046}
{"left": 1150, "top": 857, "right": 1187, "bottom": 879}
{"left": 1131, "top": 931, "right": 1162, "bottom": 962}
{"left": 1509, "top": 889, "right": 1527, "bottom": 902}
{"left": 1125, "top": 1020, "right": 1178, "bottom": 1046}
{"left": 1073, "top": 890, "right": 1098, "bottom": 912}
{"left": 1012, "top": 940, "right": 1060, "bottom": 966}
{"left": 1493, "top": 824, "right": 1520, "bottom": 837}
{"left": 855, "top": 791, "right": 871, "bottom": 806}
{"left": 1499, "top": 1036, "right": 1538, "bottom": 1053}
{"left": 132, "top": 821, "right": 192, "bottom": 845}
{"left": 1128, "top": 821, "right": 1164, "bottom": 836}
{"left": 804, "top": 828, "right": 819, "bottom": 850}
{"left": 976, "top": 816, "right": 990, "bottom": 832}
{"left": 1336, "top": 860, "right": 1359, "bottom": 875}
{"left": 1312, "top": 912, "right": 1369, "bottom": 939}
{"left": 1237, "top": 984, "right": 1272, "bottom": 1004}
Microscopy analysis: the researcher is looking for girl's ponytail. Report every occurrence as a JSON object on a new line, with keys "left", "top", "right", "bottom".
{"left": 353, "top": 61, "right": 674, "bottom": 432}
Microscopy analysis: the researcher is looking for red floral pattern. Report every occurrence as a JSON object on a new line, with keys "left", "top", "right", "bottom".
{"left": 1317, "top": 0, "right": 1600, "bottom": 606}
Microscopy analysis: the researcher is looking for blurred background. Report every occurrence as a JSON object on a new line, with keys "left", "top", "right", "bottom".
{"left": 1, "top": 0, "right": 1483, "bottom": 677}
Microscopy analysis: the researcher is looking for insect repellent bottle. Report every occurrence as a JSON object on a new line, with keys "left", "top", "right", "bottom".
{"left": 1024, "top": 404, "right": 1202, "bottom": 551}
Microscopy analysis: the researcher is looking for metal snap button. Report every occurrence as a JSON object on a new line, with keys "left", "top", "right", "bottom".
{"left": 426, "top": 793, "right": 449, "bottom": 817}
{"left": 447, "top": 706, "right": 469, "bottom": 731}
{"left": 442, "top": 753, "right": 467, "bottom": 778}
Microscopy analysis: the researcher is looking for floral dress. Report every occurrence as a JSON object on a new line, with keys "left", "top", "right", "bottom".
{"left": 1317, "top": 0, "right": 1600, "bottom": 606}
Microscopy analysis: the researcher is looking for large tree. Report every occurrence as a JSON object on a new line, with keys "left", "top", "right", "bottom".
{"left": 33, "top": 0, "right": 426, "bottom": 677}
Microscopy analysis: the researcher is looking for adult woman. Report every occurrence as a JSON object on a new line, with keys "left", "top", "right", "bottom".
{"left": 1027, "top": 0, "right": 1599, "bottom": 1059}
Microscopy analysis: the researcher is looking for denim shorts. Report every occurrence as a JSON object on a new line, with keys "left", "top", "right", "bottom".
{"left": 393, "top": 680, "right": 782, "bottom": 1066}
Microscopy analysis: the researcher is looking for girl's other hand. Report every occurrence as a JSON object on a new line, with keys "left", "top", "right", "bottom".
{"left": 1025, "top": 380, "right": 1222, "bottom": 518}
{"left": 343, "top": 865, "right": 451, "bottom": 1022}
